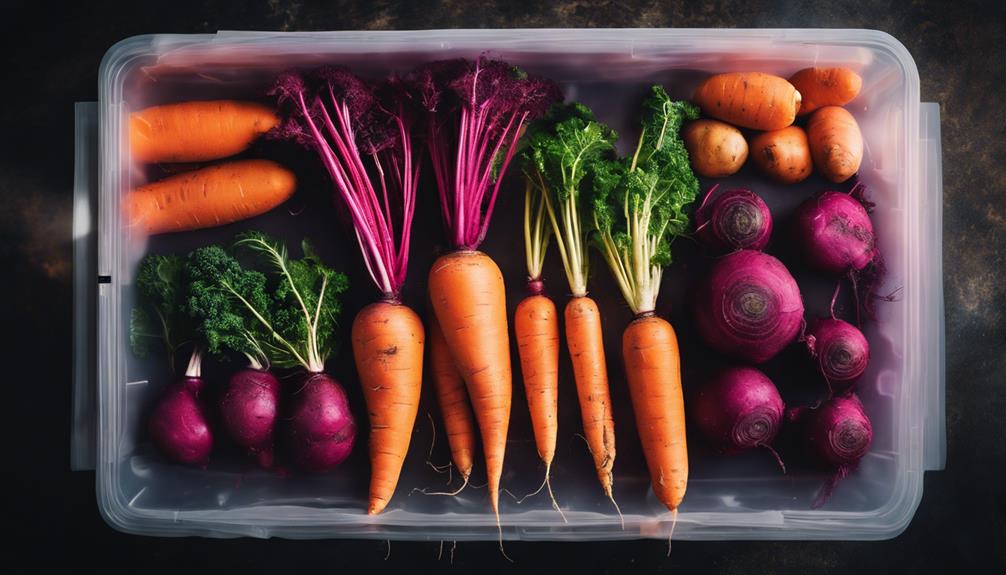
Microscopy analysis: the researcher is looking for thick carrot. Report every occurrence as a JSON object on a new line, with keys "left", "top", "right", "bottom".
{"left": 352, "top": 301, "right": 425, "bottom": 515}
{"left": 692, "top": 72, "right": 801, "bottom": 131}
{"left": 565, "top": 296, "right": 616, "bottom": 498}
{"left": 124, "top": 159, "right": 295, "bottom": 235}
{"left": 789, "top": 67, "right": 862, "bottom": 116}
{"left": 428, "top": 309, "right": 477, "bottom": 481}
{"left": 130, "top": 100, "right": 279, "bottom": 163}
{"left": 428, "top": 250, "right": 512, "bottom": 516}
{"left": 807, "top": 106, "right": 864, "bottom": 183}
{"left": 514, "top": 290, "right": 560, "bottom": 467}
{"left": 622, "top": 316, "right": 688, "bottom": 511}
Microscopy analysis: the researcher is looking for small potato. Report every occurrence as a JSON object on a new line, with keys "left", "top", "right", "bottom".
{"left": 749, "top": 126, "right": 813, "bottom": 184}
{"left": 683, "top": 119, "right": 749, "bottom": 178}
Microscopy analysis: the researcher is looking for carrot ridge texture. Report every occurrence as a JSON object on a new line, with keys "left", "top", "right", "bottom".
{"left": 428, "top": 250, "right": 512, "bottom": 515}
{"left": 622, "top": 315, "right": 688, "bottom": 511}
{"left": 565, "top": 296, "right": 616, "bottom": 497}
{"left": 130, "top": 100, "right": 279, "bottom": 163}
{"left": 124, "top": 159, "right": 295, "bottom": 235}
{"left": 515, "top": 294, "right": 560, "bottom": 466}
{"left": 352, "top": 301, "right": 425, "bottom": 515}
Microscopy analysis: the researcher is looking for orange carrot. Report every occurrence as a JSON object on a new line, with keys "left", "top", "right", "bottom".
{"left": 428, "top": 308, "right": 477, "bottom": 482}
{"left": 565, "top": 296, "right": 616, "bottom": 497}
{"left": 807, "top": 106, "right": 864, "bottom": 183}
{"left": 428, "top": 250, "right": 512, "bottom": 517}
{"left": 789, "top": 67, "right": 862, "bottom": 116}
{"left": 130, "top": 100, "right": 279, "bottom": 163}
{"left": 352, "top": 302, "right": 425, "bottom": 515}
{"left": 692, "top": 72, "right": 802, "bottom": 131}
{"left": 622, "top": 315, "right": 688, "bottom": 511}
{"left": 124, "top": 159, "right": 295, "bottom": 235}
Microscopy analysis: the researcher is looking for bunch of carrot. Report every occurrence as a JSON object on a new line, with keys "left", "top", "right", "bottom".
{"left": 125, "top": 100, "right": 295, "bottom": 235}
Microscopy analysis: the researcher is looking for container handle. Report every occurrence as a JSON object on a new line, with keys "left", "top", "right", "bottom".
{"left": 71, "top": 102, "right": 99, "bottom": 471}
{"left": 920, "top": 102, "right": 946, "bottom": 472}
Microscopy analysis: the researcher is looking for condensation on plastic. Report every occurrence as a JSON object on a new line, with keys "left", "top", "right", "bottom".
{"left": 73, "top": 29, "right": 945, "bottom": 541}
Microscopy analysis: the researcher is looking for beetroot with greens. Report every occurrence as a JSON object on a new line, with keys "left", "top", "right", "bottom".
{"left": 689, "top": 366, "right": 785, "bottom": 468}
{"left": 230, "top": 232, "right": 357, "bottom": 472}
{"left": 694, "top": 186, "right": 773, "bottom": 253}
{"left": 186, "top": 244, "right": 281, "bottom": 468}
{"left": 131, "top": 254, "right": 213, "bottom": 466}
{"left": 694, "top": 250, "right": 805, "bottom": 363}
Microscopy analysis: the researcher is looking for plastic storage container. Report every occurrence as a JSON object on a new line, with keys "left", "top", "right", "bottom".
{"left": 72, "top": 29, "right": 945, "bottom": 541}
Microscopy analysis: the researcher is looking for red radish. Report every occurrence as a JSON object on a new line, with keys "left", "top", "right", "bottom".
{"left": 695, "top": 250, "right": 805, "bottom": 363}
{"left": 689, "top": 367, "right": 785, "bottom": 468}
{"left": 148, "top": 350, "right": 213, "bottom": 466}
{"left": 287, "top": 372, "right": 358, "bottom": 471}
{"left": 695, "top": 186, "right": 773, "bottom": 253}
{"left": 220, "top": 368, "right": 281, "bottom": 468}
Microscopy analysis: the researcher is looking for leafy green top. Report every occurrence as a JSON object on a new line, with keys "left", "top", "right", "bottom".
{"left": 234, "top": 232, "right": 349, "bottom": 372}
{"left": 130, "top": 255, "right": 192, "bottom": 372}
{"left": 185, "top": 245, "right": 272, "bottom": 370}
{"left": 523, "top": 103, "right": 618, "bottom": 296}
{"left": 590, "top": 86, "right": 700, "bottom": 314}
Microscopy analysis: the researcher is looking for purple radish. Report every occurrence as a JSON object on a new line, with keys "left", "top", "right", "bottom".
{"left": 287, "top": 372, "right": 357, "bottom": 472}
{"left": 695, "top": 250, "right": 805, "bottom": 363}
{"left": 220, "top": 367, "right": 281, "bottom": 469}
{"left": 695, "top": 186, "right": 773, "bottom": 253}
{"left": 148, "top": 350, "right": 213, "bottom": 466}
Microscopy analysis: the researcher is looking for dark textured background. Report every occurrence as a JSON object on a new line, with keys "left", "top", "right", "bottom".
{"left": 3, "top": 1, "right": 1004, "bottom": 573}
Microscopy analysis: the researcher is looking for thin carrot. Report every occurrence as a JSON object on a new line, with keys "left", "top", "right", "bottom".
{"left": 564, "top": 296, "right": 616, "bottom": 497}
{"left": 522, "top": 103, "right": 620, "bottom": 510}
{"left": 273, "top": 69, "right": 424, "bottom": 515}
{"left": 124, "top": 159, "right": 295, "bottom": 235}
{"left": 129, "top": 100, "right": 279, "bottom": 163}
{"left": 513, "top": 181, "right": 562, "bottom": 515}
{"left": 428, "top": 250, "right": 512, "bottom": 517}
{"left": 789, "top": 67, "right": 862, "bottom": 116}
{"left": 622, "top": 316, "right": 688, "bottom": 510}
{"left": 692, "top": 72, "right": 801, "bottom": 131}
{"left": 427, "top": 308, "right": 476, "bottom": 483}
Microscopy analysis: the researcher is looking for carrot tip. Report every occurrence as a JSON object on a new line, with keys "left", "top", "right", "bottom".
{"left": 368, "top": 500, "right": 387, "bottom": 515}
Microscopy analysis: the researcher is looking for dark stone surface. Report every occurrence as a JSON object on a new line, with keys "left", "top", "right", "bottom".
{"left": 3, "top": 0, "right": 1003, "bottom": 572}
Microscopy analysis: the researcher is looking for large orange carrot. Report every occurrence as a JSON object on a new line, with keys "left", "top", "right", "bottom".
{"left": 353, "top": 302, "right": 425, "bottom": 515}
{"left": 428, "top": 251, "right": 513, "bottom": 516}
{"left": 130, "top": 100, "right": 279, "bottom": 163}
{"left": 591, "top": 87, "right": 697, "bottom": 513}
{"left": 124, "top": 159, "right": 295, "bottom": 235}
{"left": 692, "top": 72, "right": 801, "bottom": 131}
{"left": 565, "top": 297, "right": 616, "bottom": 497}
{"left": 428, "top": 309, "right": 476, "bottom": 481}
{"left": 622, "top": 316, "right": 688, "bottom": 510}
{"left": 272, "top": 69, "right": 425, "bottom": 514}
{"left": 418, "top": 58, "right": 559, "bottom": 537}
{"left": 789, "top": 67, "right": 862, "bottom": 116}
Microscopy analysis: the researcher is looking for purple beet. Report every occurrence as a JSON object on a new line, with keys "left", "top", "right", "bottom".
{"left": 148, "top": 376, "right": 213, "bottom": 466}
{"left": 220, "top": 368, "right": 281, "bottom": 469}
{"left": 287, "top": 372, "right": 357, "bottom": 472}
{"left": 806, "top": 317, "right": 870, "bottom": 394}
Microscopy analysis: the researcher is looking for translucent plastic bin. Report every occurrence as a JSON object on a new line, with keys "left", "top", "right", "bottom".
{"left": 72, "top": 29, "right": 945, "bottom": 541}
